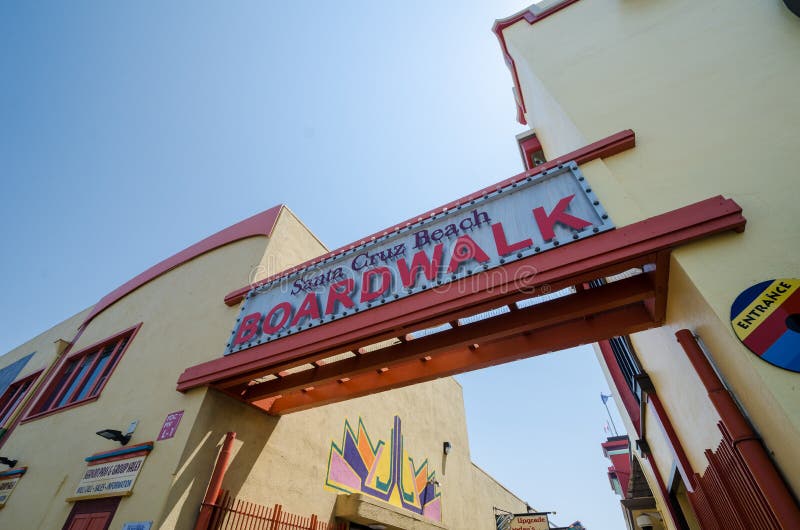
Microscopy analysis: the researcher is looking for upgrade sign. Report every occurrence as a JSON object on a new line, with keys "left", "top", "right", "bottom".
{"left": 225, "top": 162, "right": 613, "bottom": 355}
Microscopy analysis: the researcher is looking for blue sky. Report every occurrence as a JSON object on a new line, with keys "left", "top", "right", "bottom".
{"left": 1, "top": 2, "right": 626, "bottom": 527}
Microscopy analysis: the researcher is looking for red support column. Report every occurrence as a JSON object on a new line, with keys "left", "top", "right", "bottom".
{"left": 194, "top": 432, "right": 237, "bottom": 530}
{"left": 675, "top": 330, "right": 800, "bottom": 528}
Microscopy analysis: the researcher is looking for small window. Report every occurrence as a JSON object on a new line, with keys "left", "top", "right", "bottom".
{"left": 516, "top": 130, "right": 547, "bottom": 171}
{"left": 0, "top": 373, "right": 39, "bottom": 426}
{"left": 30, "top": 327, "right": 136, "bottom": 417}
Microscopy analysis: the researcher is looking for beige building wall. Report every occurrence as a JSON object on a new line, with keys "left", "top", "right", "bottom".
{"left": 500, "top": 0, "right": 800, "bottom": 500}
{"left": 167, "top": 377, "right": 527, "bottom": 530}
{"left": 0, "top": 207, "right": 327, "bottom": 529}
{"left": 0, "top": 206, "right": 526, "bottom": 530}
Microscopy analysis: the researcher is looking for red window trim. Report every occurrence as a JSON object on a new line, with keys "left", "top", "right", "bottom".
{"left": 22, "top": 323, "right": 142, "bottom": 423}
{"left": 598, "top": 338, "right": 642, "bottom": 435}
{"left": 0, "top": 371, "right": 42, "bottom": 427}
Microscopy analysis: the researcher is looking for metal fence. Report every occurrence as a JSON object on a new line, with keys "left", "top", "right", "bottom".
{"left": 208, "top": 491, "right": 346, "bottom": 530}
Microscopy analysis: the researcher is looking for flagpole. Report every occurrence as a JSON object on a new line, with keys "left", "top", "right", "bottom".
{"left": 601, "top": 393, "right": 619, "bottom": 436}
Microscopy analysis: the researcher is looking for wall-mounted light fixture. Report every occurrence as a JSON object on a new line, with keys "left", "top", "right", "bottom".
{"left": 0, "top": 457, "right": 18, "bottom": 468}
{"left": 97, "top": 429, "right": 131, "bottom": 445}
{"left": 96, "top": 420, "right": 138, "bottom": 446}
{"left": 96, "top": 429, "right": 131, "bottom": 446}
{"left": 443, "top": 441, "right": 452, "bottom": 455}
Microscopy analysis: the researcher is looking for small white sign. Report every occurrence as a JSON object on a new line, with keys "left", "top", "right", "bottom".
{"left": 122, "top": 522, "right": 153, "bottom": 530}
{"left": 0, "top": 476, "right": 21, "bottom": 507}
{"left": 68, "top": 455, "right": 147, "bottom": 501}
{"left": 510, "top": 514, "right": 550, "bottom": 530}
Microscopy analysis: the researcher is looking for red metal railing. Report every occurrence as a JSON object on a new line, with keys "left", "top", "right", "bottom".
{"left": 207, "top": 491, "right": 345, "bottom": 530}
{"left": 688, "top": 423, "right": 782, "bottom": 530}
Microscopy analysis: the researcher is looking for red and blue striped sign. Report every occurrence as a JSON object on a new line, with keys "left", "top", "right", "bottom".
{"left": 731, "top": 279, "right": 800, "bottom": 373}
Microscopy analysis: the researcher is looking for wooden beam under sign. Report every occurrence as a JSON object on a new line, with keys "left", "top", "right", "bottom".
{"left": 264, "top": 303, "right": 656, "bottom": 415}
{"left": 242, "top": 274, "right": 655, "bottom": 402}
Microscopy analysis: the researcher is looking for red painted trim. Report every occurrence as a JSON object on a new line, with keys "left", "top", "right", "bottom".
{"left": 224, "top": 130, "right": 636, "bottom": 307}
{"left": 84, "top": 205, "right": 283, "bottom": 327}
{"left": 0, "top": 326, "right": 87, "bottom": 452}
{"left": 675, "top": 330, "right": 800, "bottom": 527}
{"left": 492, "top": 0, "right": 584, "bottom": 124}
{"left": 0, "top": 371, "right": 42, "bottom": 427}
{"left": 597, "top": 339, "right": 641, "bottom": 435}
{"left": 180, "top": 194, "right": 744, "bottom": 392}
{"left": 647, "top": 454, "right": 685, "bottom": 529}
{"left": 518, "top": 134, "right": 544, "bottom": 170}
{"left": 22, "top": 323, "right": 142, "bottom": 423}
{"left": 647, "top": 392, "right": 697, "bottom": 491}
{"left": 86, "top": 442, "right": 154, "bottom": 465}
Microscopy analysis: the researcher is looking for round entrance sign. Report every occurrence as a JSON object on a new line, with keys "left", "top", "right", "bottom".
{"left": 730, "top": 279, "right": 800, "bottom": 373}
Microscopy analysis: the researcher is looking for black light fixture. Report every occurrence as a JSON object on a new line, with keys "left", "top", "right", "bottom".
{"left": 96, "top": 429, "right": 131, "bottom": 446}
{"left": 0, "top": 457, "right": 18, "bottom": 468}
{"left": 443, "top": 441, "right": 452, "bottom": 455}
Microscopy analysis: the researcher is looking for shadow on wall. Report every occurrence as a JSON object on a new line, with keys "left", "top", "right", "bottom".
{"left": 159, "top": 389, "right": 278, "bottom": 530}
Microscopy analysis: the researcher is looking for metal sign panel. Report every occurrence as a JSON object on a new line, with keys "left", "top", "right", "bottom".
{"left": 67, "top": 455, "right": 147, "bottom": 501}
{"left": 0, "top": 474, "right": 22, "bottom": 508}
{"left": 225, "top": 162, "right": 613, "bottom": 356}
{"left": 509, "top": 514, "right": 551, "bottom": 530}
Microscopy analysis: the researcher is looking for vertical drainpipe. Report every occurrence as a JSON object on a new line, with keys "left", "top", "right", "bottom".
{"left": 675, "top": 329, "right": 800, "bottom": 527}
{"left": 194, "top": 431, "right": 237, "bottom": 530}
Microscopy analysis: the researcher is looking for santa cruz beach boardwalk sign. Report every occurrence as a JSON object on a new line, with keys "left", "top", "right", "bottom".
{"left": 225, "top": 162, "right": 613, "bottom": 355}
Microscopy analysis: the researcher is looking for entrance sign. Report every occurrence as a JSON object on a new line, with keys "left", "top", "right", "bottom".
{"left": 731, "top": 278, "right": 800, "bottom": 372}
{"left": 509, "top": 513, "right": 550, "bottom": 530}
{"left": 68, "top": 455, "right": 147, "bottom": 501}
{"left": 225, "top": 162, "right": 613, "bottom": 355}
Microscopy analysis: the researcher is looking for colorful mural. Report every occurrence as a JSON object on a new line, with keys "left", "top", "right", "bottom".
{"left": 325, "top": 415, "right": 442, "bottom": 521}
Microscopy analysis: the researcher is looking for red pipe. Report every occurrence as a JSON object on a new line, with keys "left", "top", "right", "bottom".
{"left": 194, "top": 431, "right": 237, "bottom": 530}
{"left": 675, "top": 329, "right": 800, "bottom": 528}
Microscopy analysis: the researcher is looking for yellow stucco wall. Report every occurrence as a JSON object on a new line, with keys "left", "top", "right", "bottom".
{"left": 501, "top": 0, "right": 800, "bottom": 497}
{"left": 0, "top": 206, "right": 523, "bottom": 530}
{"left": 174, "top": 377, "right": 527, "bottom": 530}
{"left": 0, "top": 206, "right": 330, "bottom": 529}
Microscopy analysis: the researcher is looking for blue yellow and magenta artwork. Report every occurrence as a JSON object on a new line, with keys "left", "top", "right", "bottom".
{"left": 324, "top": 415, "right": 442, "bottom": 521}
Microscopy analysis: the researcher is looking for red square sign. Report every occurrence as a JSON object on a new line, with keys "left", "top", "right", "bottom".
{"left": 157, "top": 410, "right": 184, "bottom": 441}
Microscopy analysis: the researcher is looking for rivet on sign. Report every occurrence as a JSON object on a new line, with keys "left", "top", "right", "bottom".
{"left": 593, "top": 227, "right": 599, "bottom": 233}
{"left": 573, "top": 234, "right": 579, "bottom": 240}
{"left": 553, "top": 240, "right": 560, "bottom": 246}
{"left": 517, "top": 253, "right": 523, "bottom": 258}
{"left": 602, "top": 214, "right": 608, "bottom": 219}
{"left": 534, "top": 247, "right": 541, "bottom": 252}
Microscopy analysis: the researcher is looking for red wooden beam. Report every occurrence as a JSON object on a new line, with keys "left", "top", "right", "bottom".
{"left": 176, "top": 195, "right": 744, "bottom": 393}
{"left": 265, "top": 303, "right": 655, "bottom": 415}
{"left": 240, "top": 274, "right": 654, "bottom": 401}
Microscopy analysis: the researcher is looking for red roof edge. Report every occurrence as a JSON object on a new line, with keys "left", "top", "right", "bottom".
{"left": 83, "top": 205, "right": 284, "bottom": 327}
{"left": 491, "top": 0, "right": 584, "bottom": 125}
